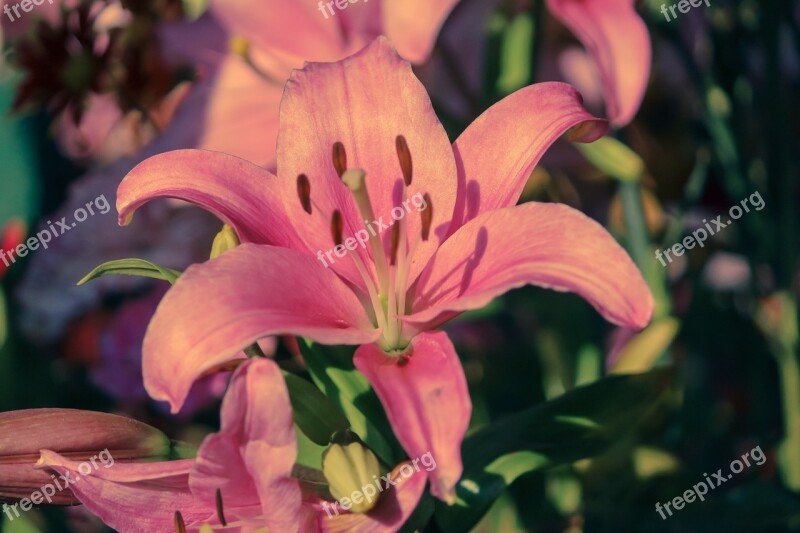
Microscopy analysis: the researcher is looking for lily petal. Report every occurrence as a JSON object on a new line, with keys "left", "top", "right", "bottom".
{"left": 382, "top": 0, "right": 461, "bottom": 64}
{"left": 354, "top": 331, "right": 470, "bottom": 503}
{"left": 162, "top": 56, "right": 286, "bottom": 168}
{"left": 546, "top": 0, "right": 651, "bottom": 126}
{"left": 37, "top": 452, "right": 213, "bottom": 533}
{"left": 143, "top": 244, "right": 380, "bottom": 412}
{"left": 210, "top": 0, "right": 345, "bottom": 60}
{"left": 278, "top": 37, "right": 457, "bottom": 287}
{"left": 319, "top": 461, "right": 428, "bottom": 532}
{"left": 449, "top": 82, "right": 607, "bottom": 231}
{"left": 117, "top": 149, "right": 302, "bottom": 250}
{"left": 191, "top": 358, "right": 302, "bottom": 532}
{"left": 407, "top": 202, "right": 654, "bottom": 329}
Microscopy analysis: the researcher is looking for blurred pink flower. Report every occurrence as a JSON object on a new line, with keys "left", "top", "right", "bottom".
{"left": 40, "top": 358, "right": 428, "bottom": 533}
{"left": 158, "top": 0, "right": 461, "bottom": 167}
{"left": 546, "top": 0, "right": 651, "bottom": 126}
{"left": 116, "top": 39, "right": 653, "bottom": 501}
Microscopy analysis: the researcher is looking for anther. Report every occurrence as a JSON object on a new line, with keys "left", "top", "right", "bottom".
{"left": 395, "top": 135, "right": 413, "bottom": 186}
{"left": 215, "top": 488, "right": 227, "bottom": 526}
{"left": 390, "top": 222, "right": 401, "bottom": 266}
{"left": 174, "top": 511, "right": 186, "bottom": 533}
{"left": 332, "top": 142, "right": 347, "bottom": 178}
{"left": 297, "top": 174, "right": 312, "bottom": 214}
{"left": 420, "top": 193, "right": 433, "bottom": 241}
{"left": 331, "top": 210, "right": 344, "bottom": 246}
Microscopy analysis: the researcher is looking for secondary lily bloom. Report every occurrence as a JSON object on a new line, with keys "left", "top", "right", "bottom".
{"left": 0, "top": 408, "right": 169, "bottom": 505}
{"left": 40, "top": 358, "right": 428, "bottom": 533}
{"left": 160, "top": 0, "right": 460, "bottom": 166}
{"left": 117, "top": 38, "right": 653, "bottom": 503}
{"left": 545, "top": 0, "right": 651, "bottom": 126}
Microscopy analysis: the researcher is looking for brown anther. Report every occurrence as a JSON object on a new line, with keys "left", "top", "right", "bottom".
{"left": 332, "top": 142, "right": 347, "bottom": 178}
{"left": 174, "top": 511, "right": 186, "bottom": 533}
{"left": 420, "top": 193, "right": 433, "bottom": 241}
{"left": 216, "top": 488, "right": 228, "bottom": 526}
{"left": 331, "top": 210, "right": 344, "bottom": 246}
{"left": 297, "top": 174, "right": 312, "bottom": 215}
{"left": 390, "top": 222, "right": 401, "bottom": 266}
{"left": 398, "top": 354, "right": 411, "bottom": 367}
{"left": 297, "top": 174, "right": 311, "bottom": 215}
{"left": 395, "top": 135, "right": 413, "bottom": 186}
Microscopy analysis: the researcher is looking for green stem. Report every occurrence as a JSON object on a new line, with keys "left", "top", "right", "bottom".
{"left": 619, "top": 181, "right": 671, "bottom": 319}
{"left": 774, "top": 337, "right": 800, "bottom": 490}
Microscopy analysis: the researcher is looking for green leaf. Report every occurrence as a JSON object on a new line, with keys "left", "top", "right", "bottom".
{"left": 282, "top": 372, "right": 350, "bottom": 446}
{"left": 0, "top": 72, "right": 40, "bottom": 225}
{"left": 2, "top": 512, "right": 41, "bottom": 533}
{"left": 78, "top": 259, "right": 182, "bottom": 286}
{"left": 299, "top": 340, "right": 399, "bottom": 465}
{"left": 496, "top": 13, "right": 534, "bottom": 95}
{"left": 436, "top": 368, "right": 671, "bottom": 530}
{"left": 576, "top": 136, "right": 645, "bottom": 183}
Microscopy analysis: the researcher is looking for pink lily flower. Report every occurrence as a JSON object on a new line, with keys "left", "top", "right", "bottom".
{"left": 545, "top": 0, "right": 652, "bottom": 126}
{"left": 116, "top": 38, "right": 653, "bottom": 503}
{"left": 40, "top": 358, "right": 429, "bottom": 533}
{"left": 159, "top": 0, "right": 460, "bottom": 166}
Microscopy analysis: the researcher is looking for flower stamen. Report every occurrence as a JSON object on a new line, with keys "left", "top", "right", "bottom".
{"left": 215, "top": 488, "right": 227, "bottom": 526}
{"left": 297, "top": 174, "right": 312, "bottom": 215}
{"left": 332, "top": 141, "right": 347, "bottom": 178}
{"left": 395, "top": 135, "right": 413, "bottom": 186}
{"left": 174, "top": 511, "right": 186, "bottom": 533}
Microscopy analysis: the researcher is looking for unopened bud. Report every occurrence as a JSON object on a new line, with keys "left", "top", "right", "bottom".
{"left": 322, "top": 431, "right": 383, "bottom": 513}
{"left": 210, "top": 225, "right": 240, "bottom": 259}
{"left": 0, "top": 409, "right": 170, "bottom": 504}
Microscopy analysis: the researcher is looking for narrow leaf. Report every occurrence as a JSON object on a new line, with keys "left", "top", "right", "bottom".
{"left": 78, "top": 258, "right": 182, "bottom": 286}
{"left": 436, "top": 368, "right": 671, "bottom": 530}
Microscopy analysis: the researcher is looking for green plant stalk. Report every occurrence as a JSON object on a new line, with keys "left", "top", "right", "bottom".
{"left": 774, "top": 335, "right": 800, "bottom": 491}
{"left": 619, "top": 181, "right": 671, "bottom": 319}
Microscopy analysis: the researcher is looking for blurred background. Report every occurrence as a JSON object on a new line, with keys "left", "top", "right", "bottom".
{"left": 1, "top": 0, "right": 799, "bottom": 531}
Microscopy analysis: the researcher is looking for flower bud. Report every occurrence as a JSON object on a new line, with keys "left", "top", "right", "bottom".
{"left": 209, "top": 224, "right": 240, "bottom": 259}
{"left": 0, "top": 409, "right": 170, "bottom": 504}
{"left": 321, "top": 430, "right": 383, "bottom": 514}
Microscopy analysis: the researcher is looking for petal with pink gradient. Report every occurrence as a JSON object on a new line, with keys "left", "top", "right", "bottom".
{"left": 37, "top": 452, "right": 214, "bottom": 533}
{"left": 278, "top": 37, "right": 458, "bottom": 287}
{"left": 319, "top": 461, "right": 428, "bottom": 532}
{"left": 382, "top": 0, "right": 461, "bottom": 64}
{"left": 171, "top": 56, "right": 287, "bottom": 168}
{"left": 143, "top": 243, "right": 380, "bottom": 412}
{"left": 117, "top": 149, "right": 302, "bottom": 249}
{"left": 210, "top": 0, "right": 345, "bottom": 60}
{"left": 191, "top": 359, "right": 302, "bottom": 532}
{"left": 354, "top": 331, "right": 470, "bottom": 503}
{"left": 406, "top": 202, "right": 654, "bottom": 329}
{"left": 449, "top": 82, "right": 607, "bottom": 231}
{"left": 546, "top": 0, "right": 651, "bottom": 126}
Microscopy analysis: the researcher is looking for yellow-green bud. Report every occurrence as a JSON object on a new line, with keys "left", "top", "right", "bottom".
{"left": 210, "top": 224, "right": 240, "bottom": 259}
{"left": 322, "top": 432, "right": 383, "bottom": 514}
